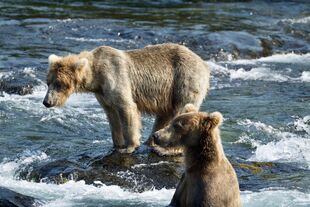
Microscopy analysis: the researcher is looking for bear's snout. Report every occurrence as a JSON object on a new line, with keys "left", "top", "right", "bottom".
{"left": 43, "top": 93, "right": 55, "bottom": 108}
{"left": 43, "top": 89, "right": 57, "bottom": 108}
{"left": 43, "top": 99, "right": 52, "bottom": 108}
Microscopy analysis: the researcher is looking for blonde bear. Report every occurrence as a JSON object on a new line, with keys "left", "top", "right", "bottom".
{"left": 43, "top": 44, "right": 210, "bottom": 153}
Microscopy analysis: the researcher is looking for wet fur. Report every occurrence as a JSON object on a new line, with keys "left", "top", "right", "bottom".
{"left": 44, "top": 43, "right": 210, "bottom": 153}
{"left": 154, "top": 110, "right": 241, "bottom": 207}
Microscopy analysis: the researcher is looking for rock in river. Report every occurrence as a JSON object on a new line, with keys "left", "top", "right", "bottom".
{"left": 0, "top": 187, "right": 43, "bottom": 207}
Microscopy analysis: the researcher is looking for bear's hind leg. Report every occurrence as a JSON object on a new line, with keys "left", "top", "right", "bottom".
{"left": 145, "top": 114, "right": 174, "bottom": 146}
{"left": 152, "top": 114, "right": 174, "bottom": 134}
{"left": 148, "top": 113, "right": 183, "bottom": 156}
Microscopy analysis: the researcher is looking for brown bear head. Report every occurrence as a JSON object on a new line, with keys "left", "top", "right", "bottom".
{"left": 152, "top": 104, "right": 223, "bottom": 149}
{"left": 43, "top": 54, "right": 89, "bottom": 107}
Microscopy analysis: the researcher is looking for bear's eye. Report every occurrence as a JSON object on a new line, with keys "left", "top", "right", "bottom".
{"left": 173, "top": 122, "right": 183, "bottom": 131}
{"left": 54, "top": 81, "right": 62, "bottom": 90}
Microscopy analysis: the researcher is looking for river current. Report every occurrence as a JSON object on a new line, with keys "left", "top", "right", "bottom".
{"left": 0, "top": 1, "right": 309, "bottom": 206}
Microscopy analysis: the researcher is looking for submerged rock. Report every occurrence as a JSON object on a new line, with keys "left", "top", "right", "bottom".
{"left": 0, "top": 81, "right": 34, "bottom": 96}
{"left": 0, "top": 187, "right": 43, "bottom": 207}
{"left": 0, "top": 69, "right": 40, "bottom": 96}
{"left": 234, "top": 159, "right": 310, "bottom": 191}
{"left": 84, "top": 152, "right": 184, "bottom": 192}
{"left": 19, "top": 151, "right": 184, "bottom": 192}
{"left": 18, "top": 150, "right": 310, "bottom": 193}
{"left": 19, "top": 159, "right": 84, "bottom": 184}
{"left": 207, "top": 31, "right": 263, "bottom": 60}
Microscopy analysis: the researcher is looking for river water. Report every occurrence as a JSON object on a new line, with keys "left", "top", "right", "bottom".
{"left": 0, "top": 0, "right": 309, "bottom": 206}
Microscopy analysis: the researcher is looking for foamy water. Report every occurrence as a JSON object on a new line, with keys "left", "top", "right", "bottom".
{"left": 237, "top": 119, "right": 310, "bottom": 169}
{"left": 229, "top": 67, "right": 292, "bottom": 82}
{"left": 231, "top": 53, "right": 310, "bottom": 64}
{"left": 1, "top": 83, "right": 309, "bottom": 206}
{"left": 1, "top": 52, "right": 310, "bottom": 205}
{"left": 294, "top": 116, "right": 310, "bottom": 134}
{"left": 1, "top": 1, "right": 310, "bottom": 205}
{"left": 0, "top": 152, "right": 173, "bottom": 206}
{"left": 241, "top": 189, "right": 310, "bottom": 207}
{"left": 0, "top": 75, "right": 108, "bottom": 126}
{"left": 1, "top": 151, "right": 309, "bottom": 207}
{"left": 208, "top": 53, "right": 310, "bottom": 83}
{"left": 65, "top": 36, "right": 136, "bottom": 44}
{"left": 280, "top": 16, "right": 310, "bottom": 24}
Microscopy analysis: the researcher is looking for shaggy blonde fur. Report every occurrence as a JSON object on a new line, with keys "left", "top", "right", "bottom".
{"left": 43, "top": 43, "right": 210, "bottom": 153}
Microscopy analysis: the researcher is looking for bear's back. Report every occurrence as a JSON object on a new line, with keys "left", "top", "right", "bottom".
{"left": 201, "top": 158, "right": 241, "bottom": 207}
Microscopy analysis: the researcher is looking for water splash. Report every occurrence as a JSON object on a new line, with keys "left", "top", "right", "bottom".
{"left": 208, "top": 60, "right": 310, "bottom": 83}
{"left": 242, "top": 188, "right": 310, "bottom": 207}
{"left": 237, "top": 119, "right": 310, "bottom": 169}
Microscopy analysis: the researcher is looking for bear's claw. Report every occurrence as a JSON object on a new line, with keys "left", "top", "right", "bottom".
{"left": 116, "top": 146, "right": 138, "bottom": 154}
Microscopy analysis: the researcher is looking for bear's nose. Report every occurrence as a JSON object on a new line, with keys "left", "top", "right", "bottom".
{"left": 43, "top": 100, "right": 52, "bottom": 108}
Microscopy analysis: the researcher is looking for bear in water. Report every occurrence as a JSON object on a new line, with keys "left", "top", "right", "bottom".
{"left": 152, "top": 104, "right": 241, "bottom": 207}
{"left": 43, "top": 43, "right": 210, "bottom": 153}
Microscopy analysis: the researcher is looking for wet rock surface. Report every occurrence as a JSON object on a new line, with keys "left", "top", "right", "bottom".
{"left": 18, "top": 150, "right": 310, "bottom": 193}
{"left": 0, "top": 81, "right": 34, "bottom": 96}
{"left": 1, "top": 1, "right": 310, "bottom": 205}
{"left": 19, "top": 151, "right": 184, "bottom": 192}
{"left": 234, "top": 159, "right": 310, "bottom": 192}
{"left": 0, "top": 69, "right": 41, "bottom": 96}
{"left": 0, "top": 187, "right": 42, "bottom": 207}
{"left": 207, "top": 31, "right": 263, "bottom": 60}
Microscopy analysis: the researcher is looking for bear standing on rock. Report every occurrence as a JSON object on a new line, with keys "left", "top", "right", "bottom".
{"left": 152, "top": 104, "right": 241, "bottom": 207}
{"left": 43, "top": 43, "right": 210, "bottom": 153}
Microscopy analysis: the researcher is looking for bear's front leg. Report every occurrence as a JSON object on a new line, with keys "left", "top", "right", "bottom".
{"left": 95, "top": 94, "right": 126, "bottom": 149}
{"left": 117, "top": 103, "right": 141, "bottom": 153}
{"left": 104, "top": 106, "right": 126, "bottom": 148}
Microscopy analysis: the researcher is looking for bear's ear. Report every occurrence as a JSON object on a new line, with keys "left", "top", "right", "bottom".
{"left": 203, "top": 112, "right": 223, "bottom": 128}
{"left": 48, "top": 54, "right": 61, "bottom": 64}
{"left": 209, "top": 112, "right": 223, "bottom": 127}
{"left": 75, "top": 58, "right": 89, "bottom": 70}
{"left": 181, "top": 104, "right": 198, "bottom": 114}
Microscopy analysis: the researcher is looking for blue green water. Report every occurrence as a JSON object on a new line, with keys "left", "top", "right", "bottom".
{"left": 0, "top": 1, "right": 309, "bottom": 206}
